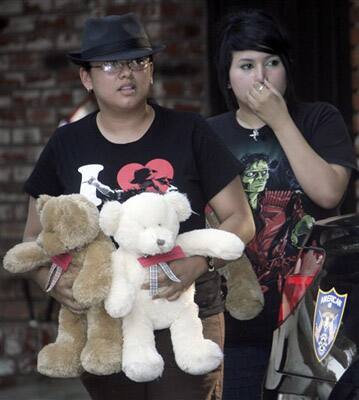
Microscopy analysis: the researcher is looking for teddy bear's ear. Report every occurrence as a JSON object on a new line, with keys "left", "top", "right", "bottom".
{"left": 36, "top": 194, "right": 52, "bottom": 214}
{"left": 99, "top": 201, "right": 122, "bottom": 236}
{"left": 163, "top": 192, "right": 192, "bottom": 222}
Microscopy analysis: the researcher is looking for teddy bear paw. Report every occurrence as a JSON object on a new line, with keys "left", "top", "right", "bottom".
{"left": 105, "top": 296, "right": 133, "bottom": 318}
{"left": 204, "top": 234, "right": 244, "bottom": 261}
{"left": 123, "top": 347, "right": 164, "bottom": 382}
{"left": 175, "top": 339, "right": 223, "bottom": 375}
{"left": 226, "top": 288, "right": 264, "bottom": 320}
{"left": 81, "top": 339, "right": 122, "bottom": 375}
{"left": 38, "top": 343, "right": 83, "bottom": 378}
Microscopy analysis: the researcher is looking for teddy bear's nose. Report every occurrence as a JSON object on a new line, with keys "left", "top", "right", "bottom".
{"left": 157, "top": 239, "right": 165, "bottom": 246}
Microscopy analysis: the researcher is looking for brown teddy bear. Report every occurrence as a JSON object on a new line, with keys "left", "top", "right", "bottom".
{"left": 206, "top": 207, "right": 264, "bottom": 320}
{"left": 3, "top": 194, "right": 122, "bottom": 377}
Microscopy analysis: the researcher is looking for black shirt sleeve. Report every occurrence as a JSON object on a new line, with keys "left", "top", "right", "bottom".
{"left": 191, "top": 115, "right": 241, "bottom": 203}
{"left": 23, "top": 130, "right": 64, "bottom": 198}
{"left": 298, "top": 102, "right": 357, "bottom": 170}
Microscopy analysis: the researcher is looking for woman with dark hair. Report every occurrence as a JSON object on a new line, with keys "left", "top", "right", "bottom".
{"left": 207, "top": 9, "right": 356, "bottom": 399}
{"left": 22, "top": 13, "right": 255, "bottom": 400}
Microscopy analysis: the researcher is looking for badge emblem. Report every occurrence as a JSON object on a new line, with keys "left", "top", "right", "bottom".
{"left": 313, "top": 287, "right": 347, "bottom": 362}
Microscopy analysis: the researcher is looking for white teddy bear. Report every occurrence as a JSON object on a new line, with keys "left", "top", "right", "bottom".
{"left": 99, "top": 191, "right": 244, "bottom": 382}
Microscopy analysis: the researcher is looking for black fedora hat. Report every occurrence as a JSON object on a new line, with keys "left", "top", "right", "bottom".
{"left": 68, "top": 13, "right": 165, "bottom": 65}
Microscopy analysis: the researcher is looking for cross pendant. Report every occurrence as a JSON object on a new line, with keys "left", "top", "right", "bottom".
{"left": 250, "top": 129, "right": 259, "bottom": 141}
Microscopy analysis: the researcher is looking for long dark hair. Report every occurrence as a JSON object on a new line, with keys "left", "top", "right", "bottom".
{"left": 215, "top": 9, "right": 295, "bottom": 110}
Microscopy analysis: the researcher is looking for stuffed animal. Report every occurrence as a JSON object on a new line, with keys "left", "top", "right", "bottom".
{"left": 99, "top": 191, "right": 245, "bottom": 382}
{"left": 3, "top": 194, "right": 122, "bottom": 378}
{"left": 205, "top": 207, "right": 264, "bottom": 320}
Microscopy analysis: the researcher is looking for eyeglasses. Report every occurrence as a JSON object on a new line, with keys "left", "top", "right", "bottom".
{"left": 90, "top": 57, "right": 151, "bottom": 74}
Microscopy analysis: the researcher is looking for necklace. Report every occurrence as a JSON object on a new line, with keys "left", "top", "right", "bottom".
{"left": 249, "top": 129, "right": 260, "bottom": 141}
{"left": 236, "top": 111, "right": 264, "bottom": 142}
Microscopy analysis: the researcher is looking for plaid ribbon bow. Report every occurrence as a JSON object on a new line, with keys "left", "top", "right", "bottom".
{"left": 138, "top": 245, "right": 185, "bottom": 296}
{"left": 45, "top": 253, "right": 73, "bottom": 292}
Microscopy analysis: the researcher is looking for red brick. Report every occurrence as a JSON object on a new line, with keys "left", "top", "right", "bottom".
{"left": 0, "top": 33, "right": 24, "bottom": 52}
{"left": 352, "top": 70, "right": 359, "bottom": 90}
{"left": 0, "top": 185, "right": 27, "bottom": 202}
{"left": 53, "top": 0, "right": 87, "bottom": 13}
{"left": 164, "top": 42, "right": 180, "bottom": 57}
{"left": 163, "top": 81, "right": 185, "bottom": 96}
{"left": 26, "top": 108, "right": 56, "bottom": 125}
{"left": 0, "top": 72, "right": 25, "bottom": 88}
{"left": 12, "top": 90, "right": 40, "bottom": 107}
{"left": 353, "top": 93, "right": 359, "bottom": 110}
{"left": 37, "top": 15, "right": 67, "bottom": 30}
{"left": 190, "top": 82, "right": 204, "bottom": 96}
{"left": 24, "top": 0, "right": 53, "bottom": 13}
{"left": 8, "top": 53, "right": 41, "bottom": 69}
{"left": 0, "top": 148, "right": 27, "bottom": 163}
{"left": 1, "top": 0, "right": 23, "bottom": 15}
{"left": 350, "top": 4, "right": 359, "bottom": 24}
{"left": 0, "top": 278, "right": 25, "bottom": 300}
{"left": 0, "top": 167, "right": 11, "bottom": 183}
{"left": 13, "top": 166, "right": 34, "bottom": 183}
{"left": 41, "top": 89, "right": 72, "bottom": 106}
{"left": 173, "top": 103, "right": 200, "bottom": 113}
{"left": 12, "top": 128, "right": 41, "bottom": 145}
{"left": 351, "top": 27, "right": 359, "bottom": 46}
{"left": 106, "top": 5, "right": 133, "bottom": 16}
{"left": 160, "top": 2, "right": 178, "bottom": 17}
{"left": 352, "top": 113, "right": 359, "bottom": 134}
{"left": 0, "top": 204, "right": 13, "bottom": 221}
{"left": 25, "top": 71, "right": 55, "bottom": 88}
{"left": 54, "top": 68, "right": 81, "bottom": 84}
{"left": 5, "top": 16, "right": 35, "bottom": 33}
{"left": 0, "top": 222, "right": 25, "bottom": 241}
{"left": 0, "top": 129, "right": 11, "bottom": 145}
{"left": 0, "top": 301, "right": 30, "bottom": 320}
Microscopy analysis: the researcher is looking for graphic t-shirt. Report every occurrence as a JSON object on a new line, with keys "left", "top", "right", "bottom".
{"left": 208, "top": 101, "right": 357, "bottom": 343}
{"left": 25, "top": 103, "right": 241, "bottom": 318}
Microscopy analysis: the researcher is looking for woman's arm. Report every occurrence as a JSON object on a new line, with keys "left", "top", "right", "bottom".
{"left": 209, "top": 175, "right": 255, "bottom": 244}
{"left": 152, "top": 176, "right": 255, "bottom": 301}
{"left": 247, "top": 79, "right": 351, "bottom": 209}
{"left": 23, "top": 196, "right": 87, "bottom": 313}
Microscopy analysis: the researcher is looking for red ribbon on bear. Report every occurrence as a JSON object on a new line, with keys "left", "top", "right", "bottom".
{"left": 137, "top": 246, "right": 185, "bottom": 267}
{"left": 45, "top": 253, "right": 73, "bottom": 292}
{"left": 137, "top": 246, "right": 186, "bottom": 296}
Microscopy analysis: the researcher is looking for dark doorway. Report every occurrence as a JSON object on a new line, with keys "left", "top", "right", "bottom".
{"left": 207, "top": 0, "right": 355, "bottom": 213}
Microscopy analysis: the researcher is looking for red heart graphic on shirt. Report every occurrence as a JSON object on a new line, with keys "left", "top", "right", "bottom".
{"left": 117, "top": 159, "right": 174, "bottom": 193}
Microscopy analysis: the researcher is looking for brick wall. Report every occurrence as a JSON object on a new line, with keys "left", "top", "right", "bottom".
{"left": 0, "top": 0, "right": 207, "bottom": 377}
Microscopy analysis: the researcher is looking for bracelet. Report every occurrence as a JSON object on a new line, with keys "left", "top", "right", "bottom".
{"left": 207, "top": 257, "right": 215, "bottom": 272}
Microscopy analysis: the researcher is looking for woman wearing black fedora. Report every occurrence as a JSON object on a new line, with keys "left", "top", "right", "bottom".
{"left": 21, "top": 13, "right": 255, "bottom": 400}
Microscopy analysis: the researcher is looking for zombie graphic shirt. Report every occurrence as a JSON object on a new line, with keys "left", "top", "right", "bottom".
{"left": 24, "top": 104, "right": 241, "bottom": 318}
{"left": 208, "top": 102, "right": 356, "bottom": 343}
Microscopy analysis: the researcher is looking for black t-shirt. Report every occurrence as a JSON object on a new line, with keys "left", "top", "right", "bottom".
{"left": 25, "top": 103, "right": 241, "bottom": 318}
{"left": 208, "top": 101, "right": 357, "bottom": 343}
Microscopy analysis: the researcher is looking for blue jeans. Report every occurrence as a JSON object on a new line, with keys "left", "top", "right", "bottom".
{"left": 223, "top": 343, "right": 272, "bottom": 400}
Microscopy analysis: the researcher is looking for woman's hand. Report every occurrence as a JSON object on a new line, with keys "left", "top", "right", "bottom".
{"left": 142, "top": 256, "right": 208, "bottom": 301}
{"left": 247, "top": 79, "right": 289, "bottom": 130}
{"left": 29, "top": 266, "right": 88, "bottom": 314}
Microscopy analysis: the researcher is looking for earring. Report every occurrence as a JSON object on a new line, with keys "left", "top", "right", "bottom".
{"left": 227, "top": 82, "right": 231, "bottom": 89}
{"left": 150, "top": 77, "right": 154, "bottom": 85}
{"left": 87, "top": 87, "right": 93, "bottom": 93}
